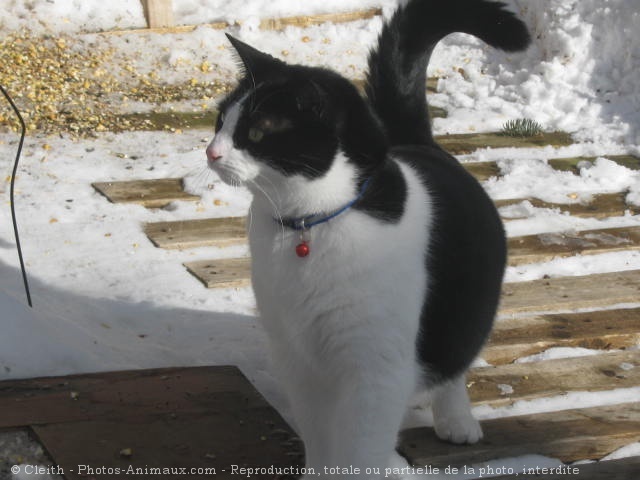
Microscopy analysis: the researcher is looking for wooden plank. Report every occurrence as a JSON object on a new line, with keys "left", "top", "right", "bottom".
{"left": 467, "top": 154, "right": 640, "bottom": 182}
{"left": 463, "top": 161, "right": 501, "bottom": 181}
{"left": 259, "top": 7, "right": 382, "bottom": 30}
{"left": 500, "top": 269, "right": 640, "bottom": 315}
{"left": 549, "top": 154, "right": 640, "bottom": 175}
{"left": 149, "top": 220, "right": 640, "bottom": 265}
{"left": 141, "top": 0, "right": 174, "bottom": 28}
{"left": 483, "top": 307, "right": 640, "bottom": 365}
{"left": 507, "top": 226, "right": 640, "bottom": 266}
{"left": 0, "top": 366, "right": 258, "bottom": 428}
{"left": 144, "top": 217, "right": 247, "bottom": 249}
{"left": 34, "top": 415, "right": 302, "bottom": 480}
{"left": 0, "top": 366, "right": 300, "bottom": 480}
{"left": 185, "top": 260, "right": 640, "bottom": 310}
{"left": 101, "top": 7, "right": 382, "bottom": 35}
{"left": 184, "top": 257, "right": 252, "bottom": 289}
{"left": 497, "top": 192, "right": 640, "bottom": 220}
{"left": 399, "top": 402, "right": 640, "bottom": 468}
{"left": 495, "top": 457, "right": 640, "bottom": 480}
{"left": 437, "top": 131, "right": 573, "bottom": 155}
{"left": 467, "top": 350, "right": 640, "bottom": 407}
{"left": 92, "top": 178, "right": 199, "bottom": 208}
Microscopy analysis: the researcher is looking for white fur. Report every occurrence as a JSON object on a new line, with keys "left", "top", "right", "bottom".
{"left": 246, "top": 158, "right": 431, "bottom": 476}
{"left": 207, "top": 97, "right": 481, "bottom": 475}
{"left": 432, "top": 375, "right": 483, "bottom": 444}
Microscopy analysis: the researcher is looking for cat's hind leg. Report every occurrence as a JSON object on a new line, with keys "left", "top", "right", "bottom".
{"left": 431, "top": 375, "right": 483, "bottom": 444}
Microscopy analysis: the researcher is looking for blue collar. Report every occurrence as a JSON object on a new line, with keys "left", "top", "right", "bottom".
{"left": 276, "top": 177, "right": 372, "bottom": 231}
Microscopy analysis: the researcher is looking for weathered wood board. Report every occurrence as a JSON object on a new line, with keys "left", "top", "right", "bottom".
{"left": 145, "top": 217, "right": 246, "bottom": 249}
{"left": 499, "top": 269, "right": 640, "bottom": 315}
{"left": 469, "top": 154, "right": 640, "bottom": 181}
{"left": 484, "top": 307, "right": 640, "bottom": 365}
{"left": 92, "top": 178, "right": 199, "bottom": 208}
{"left": 102, "top": 7, "right": 382, "bottom": 35}
{"left": 0, "top": 366, "right": 302, "bottom": 480}
{"left": 494, "top": 456, "right": 640, "bottom": 480}
{"left": 399, "top": 402, "right": 640, "bottom": 468}
{"left": 497, "top": 192, "right": 640, "bottom": 220}
{"left": 437, "top": 131, "right": 573, "bottom": 155}
{"left": 467, "top": 350, "right": 639, "bottom": 406}
{"left": 141, "top": 0, "right": 174, "bottom": 28}
{"left": 549, "top": 154, "right": 640, "bottom": 174}
{"left": 258, "top": 7, "right": 382, "bottom": 30}
{"left": 184, "top": 256, "right": 640, "bottom": 302}
{"left": 184, "top": 257, "right": 252, "bottom": 289}
{"left": 507, "top": 226, "right": 640, "bottom": 266}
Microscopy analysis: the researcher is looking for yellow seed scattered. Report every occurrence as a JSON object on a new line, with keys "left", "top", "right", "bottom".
{"left": 42, "top": 143, "right": 51, "bottom": 150}
{"left": 49, "top": 218, "right": 58, "bottom": 224}
{"left": 214, "top": 199, "right": 223, "bottom": 206}
{"left": 119, "top": 448, "right": 133, "bottom": 458}
{"left": 301, "top": 36, "right": 311, "bottom": 43}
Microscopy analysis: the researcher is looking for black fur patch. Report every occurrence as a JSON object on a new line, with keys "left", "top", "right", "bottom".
{"left": 397, "top": 144, "right": 507, "bottom": 382}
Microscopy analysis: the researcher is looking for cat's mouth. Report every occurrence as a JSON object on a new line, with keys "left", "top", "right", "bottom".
{"left": 205, "top": 148, "right": 262, "bottom": 188}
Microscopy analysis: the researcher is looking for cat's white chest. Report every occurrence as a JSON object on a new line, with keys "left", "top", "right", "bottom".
{"left": 247, "top": 161, "right": 432, "bottom": 364}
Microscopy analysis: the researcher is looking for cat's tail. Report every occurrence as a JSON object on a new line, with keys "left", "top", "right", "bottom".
{"left": 365, "top": 0, "right": 531, "bottom": 147}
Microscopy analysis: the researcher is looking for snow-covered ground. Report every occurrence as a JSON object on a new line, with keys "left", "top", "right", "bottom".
{"left": 1, "top": 0, "right": 640, "bottom": 478}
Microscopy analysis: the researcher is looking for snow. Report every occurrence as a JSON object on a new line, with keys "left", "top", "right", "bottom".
{"left": 1, "top": 0, "right": 640, "bottom": 477}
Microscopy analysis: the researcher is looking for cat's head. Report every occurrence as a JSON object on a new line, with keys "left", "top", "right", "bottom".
{"left": 206, "top": 35, "right": 387, "bottom": 200}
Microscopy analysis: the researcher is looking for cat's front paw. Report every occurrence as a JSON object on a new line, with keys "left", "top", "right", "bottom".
{"left": 434, "top": 414, "right": 483, "bottom": 444}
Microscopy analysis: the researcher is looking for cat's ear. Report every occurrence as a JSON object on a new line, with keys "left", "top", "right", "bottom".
{"left": 295, "top": 80, "right": 329, "bottom": 119}
{"left": 225, "top": 34, "right": 283, "bottom": 77}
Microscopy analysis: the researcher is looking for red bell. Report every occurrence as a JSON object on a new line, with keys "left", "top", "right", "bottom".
{"left": 296, "top": 241, "right": 310, "bottom": 257}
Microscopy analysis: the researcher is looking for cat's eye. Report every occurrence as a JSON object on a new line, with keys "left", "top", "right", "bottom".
{"left": 248, "top": 127, "right": 264, "bottom": 143}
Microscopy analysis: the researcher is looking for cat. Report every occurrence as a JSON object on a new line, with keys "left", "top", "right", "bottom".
{"left": 205, "top": 0, "right": 530, "bottom": 476}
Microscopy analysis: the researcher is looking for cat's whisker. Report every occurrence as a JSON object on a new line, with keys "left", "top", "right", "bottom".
{"left": 247, "top": 178, "right": 287, "bottom": 253}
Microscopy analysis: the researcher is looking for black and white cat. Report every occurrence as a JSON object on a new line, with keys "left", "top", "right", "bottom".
{"left": 206, "top": 0, "right": 529, "bottom": 475}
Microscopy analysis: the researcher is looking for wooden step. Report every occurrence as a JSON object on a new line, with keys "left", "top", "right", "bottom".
{"left": 144, "top": 217, "right": 246, "bottom": 249}
{"left": 507, "top": 226, "right": 640, "bottom": 266}
{"left": 483, "top": 307, "right": 640, "bottom": 365}
{"left": 146, "top": 217, "right": 640, "bottom": 262}
{"left": 102, "top": 7, "right": 383, "bottom": 35}
{"left": 399, "top": 402, "right": 640, "bottom": 468}
{"left": 549, "top": 154, "right": 640, "bottom": 174}
{"left": 0, "top": 367, "right": 301, "bottom": 479}
{"left": 481, "top": 154, "right": 640, "bottom": 181}
{"left": 184, "top": 257, "right": 252, "bottom": 289}
{"left": 467, "top": 350, "right": 639, "bottom": 407}
{"left": 179, "top": 233, "right": 640, "bottom": 292}
{"left": 92, "top": 178, "right": 199, "bottom": 208}
{"left": 497, "top": 192, "right": 640, "bottom": 220}
{"left": 437, "top": 131, "right": 573, "bottom": 155}
{"left": 187, "top": 258, "right": 640, "bottom": 316}
{"left": 495, "top": 457, "right": 640, "bottom": 480}
{"left": 499, "top": 269, "right": 640, "bottom": 315}
{"left": 95, "top": 153, "right": 636, "bottom": 210}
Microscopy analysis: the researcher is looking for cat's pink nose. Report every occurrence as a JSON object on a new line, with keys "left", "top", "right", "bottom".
{"left": 206, "top": 145, "right": 222, "bottom": 162}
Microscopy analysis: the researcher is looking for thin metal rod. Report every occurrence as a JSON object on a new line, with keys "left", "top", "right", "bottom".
{"left": 0, "top": 84, "right": 33, "bottom": 307}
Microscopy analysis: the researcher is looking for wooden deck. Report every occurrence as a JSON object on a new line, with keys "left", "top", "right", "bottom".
{"left": 0, "top": 367, "right": 302, "bottom": 480}
{"left": 49, "top": 9, "right": 640, "bottom": 474}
